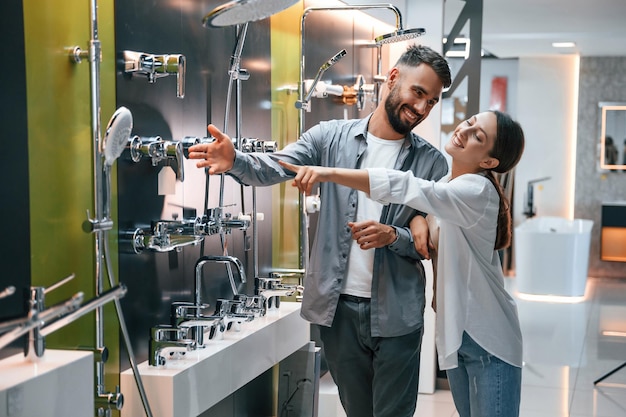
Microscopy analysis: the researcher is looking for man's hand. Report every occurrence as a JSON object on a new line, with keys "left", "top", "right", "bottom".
{"left": 349, "top": 220, "right": 396, "bottom": 250}
{"left": 187, "top": 124, "right": 236, "bottom": 174}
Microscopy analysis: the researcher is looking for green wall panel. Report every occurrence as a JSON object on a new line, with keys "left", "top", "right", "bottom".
{"left": 23, "top": 0, "right": 120, "bottom": 405}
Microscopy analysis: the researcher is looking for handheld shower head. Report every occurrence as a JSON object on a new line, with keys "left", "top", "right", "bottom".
{"left": 375, "top": 27, "right": 425, "bottom": 45}
{"left": 321, "top": 49, "right": 347, "bottom": 72}
{"left": 102, "top": 106, "right": 133, "bottom": 167}
{"left": 203, "top": 0, "right": 299, "bottom": 28}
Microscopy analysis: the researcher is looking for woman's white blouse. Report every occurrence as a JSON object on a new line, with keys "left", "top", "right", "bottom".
{"left": 368, "top": 168, "right": 523, "bottom": 370}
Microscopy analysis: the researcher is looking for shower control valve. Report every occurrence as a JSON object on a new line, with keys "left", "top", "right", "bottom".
{"left": 123, "top": 50, "right": 186, "bottom": 98}
{"left": 240, "top": 138, "right": 278, "bottom": 153}
{"left": 128, "top": 136, "right": 185, "bottom": 181}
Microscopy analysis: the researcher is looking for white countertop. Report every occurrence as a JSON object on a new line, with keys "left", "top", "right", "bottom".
{"left": 121, "top": 301, "right": 309, "bottom": 417}
{"left": 0, "top": 349, "right": 94, "bottom": 416}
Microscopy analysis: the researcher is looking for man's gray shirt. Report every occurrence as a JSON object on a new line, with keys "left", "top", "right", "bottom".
{"left": 228, "top": 116, "right": 448, "bottom": 337}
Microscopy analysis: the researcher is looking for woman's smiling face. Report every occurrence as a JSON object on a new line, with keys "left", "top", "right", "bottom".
{"left": 445, "top": 111, "right": 499, "bottom": 174}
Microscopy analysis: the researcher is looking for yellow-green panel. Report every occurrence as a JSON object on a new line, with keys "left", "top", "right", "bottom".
{"left": 271, "top": 2, "right": 303, "bottom": 270}
{"left": 23, "top": 0, "right": 120, "bottom": 407}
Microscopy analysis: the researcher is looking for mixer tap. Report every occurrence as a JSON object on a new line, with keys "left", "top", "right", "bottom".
{"left": 256, "top": 277, "right": 303, "bottom": 310}
{"left": 214, "top": 299, "right": 254, "bottom": 332}
{"left": 149, "top": 325, "right": 196, "bottom": 366}
{"left": 170, "top": 302, "right": 223, "bottom": 346}
{"left": 123, "top": 50, "right": 186, "bottom": 98}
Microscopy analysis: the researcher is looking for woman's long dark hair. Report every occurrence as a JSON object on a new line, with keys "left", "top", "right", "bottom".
{"left": 485, "top": 110, "right": 525, "bottom": 250}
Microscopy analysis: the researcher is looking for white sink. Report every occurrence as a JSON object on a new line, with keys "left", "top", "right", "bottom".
{"left": 120, "top": 302, "right": 309, "bottom": 417}
{"left": 0, "top": 349, "right": 93, "bottom": 416}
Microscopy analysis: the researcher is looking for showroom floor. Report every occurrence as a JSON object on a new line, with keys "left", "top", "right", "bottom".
{"left": 319, "top": 276, "right": 626, "bottom": 417}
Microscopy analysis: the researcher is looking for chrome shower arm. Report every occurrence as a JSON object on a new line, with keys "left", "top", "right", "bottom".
{"left": 301, "top": 4, "right": 402, "bottom": 32}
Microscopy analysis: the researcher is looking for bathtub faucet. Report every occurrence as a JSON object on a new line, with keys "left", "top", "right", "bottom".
{"left": 523, "top": 177, "right": 551, "bottom": 218}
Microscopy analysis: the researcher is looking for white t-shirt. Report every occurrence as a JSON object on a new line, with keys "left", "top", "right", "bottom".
{"left": 342, "top": 133, "right": 403, "bottom": 298}
{"left": 367, "top": 168, "right": 523, "bottom": 370}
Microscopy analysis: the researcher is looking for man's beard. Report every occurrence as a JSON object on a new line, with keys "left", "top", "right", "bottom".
{"left": 384, "top": 86, "right": 421, "bottom": 135}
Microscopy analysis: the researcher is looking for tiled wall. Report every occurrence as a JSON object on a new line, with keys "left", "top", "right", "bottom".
{"left": 575, "top": 57, "right": 626, "bottom": 278}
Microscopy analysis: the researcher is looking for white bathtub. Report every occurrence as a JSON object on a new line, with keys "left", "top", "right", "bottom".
{"left": 514, "top": 216, "right": 593, "bottom": 297}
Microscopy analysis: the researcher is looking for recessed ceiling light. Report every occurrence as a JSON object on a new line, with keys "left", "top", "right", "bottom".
{"left": 552, "top": 42, "right": 576, "bottom": 48}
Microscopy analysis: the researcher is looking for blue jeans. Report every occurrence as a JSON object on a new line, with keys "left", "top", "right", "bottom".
{"left": 319, "top": 295, "right": 424, "bottom": 417}
{"left": 446, "top": 332, "right": 521, "bottom": 417}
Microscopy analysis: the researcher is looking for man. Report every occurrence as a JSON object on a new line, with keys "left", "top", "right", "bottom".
{"left": 189, "top": 44, "right": 451, "bottom": 417}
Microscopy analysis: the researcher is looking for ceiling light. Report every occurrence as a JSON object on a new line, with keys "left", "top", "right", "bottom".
{"left": 552, "top": 42, "right": 576, "bottom": 48}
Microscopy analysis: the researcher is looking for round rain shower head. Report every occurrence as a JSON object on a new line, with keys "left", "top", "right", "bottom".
{"left": 103, "top": 106, "right": 133, "bottom": 167}
{"left": 375, "top": 27, "right": 426, "bottom": 45}
{"left": 203, "top": 0, "right": 299, "bottom": 28}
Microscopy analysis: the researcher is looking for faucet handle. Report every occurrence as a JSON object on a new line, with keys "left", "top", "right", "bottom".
{"left": 165, "top": 140, "right": 184, "bottom": 181}
{"left": 123, "top": 51, "right": 186, "bottom": 99}
{"left": 171, "top": 301, "right": 211, "bottom": 323}
{"left": 163, "top": 54, "right": 185, "bottom": 99}
{"left": 151, "top": 324, "right": 186, "bottom": 342}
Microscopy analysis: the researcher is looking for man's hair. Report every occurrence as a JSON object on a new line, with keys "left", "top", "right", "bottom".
{"left": 394, "top": 44, "right": 452, "bottom": 88}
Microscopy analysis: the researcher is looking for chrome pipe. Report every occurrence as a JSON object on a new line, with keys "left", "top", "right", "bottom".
{"left": 0, "top": 292, "right": 84, "bottom": 351}
{"left": 103, "top": 234, "right": 153, "bottom": 416}
{"left": 39, "top": 285, "right": 126, "bottom": 337}
{"left": 297, "top": 3, "right": 406, "bottom": 273}
{"left": 0, "top": 316, "right": 43, "bottom": 351}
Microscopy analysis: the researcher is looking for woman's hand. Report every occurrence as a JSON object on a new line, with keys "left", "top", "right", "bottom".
{"left": 188, "top": 124, "right": 236, "bottom": 174}
{"left": 279, "top": 160, "right": 371, "bottom": 195}
{"left": 279, "top": 160, "right": 332, "bottom": 195}
{"left": 409, "top": 216, "right": 431, "bottom": 260}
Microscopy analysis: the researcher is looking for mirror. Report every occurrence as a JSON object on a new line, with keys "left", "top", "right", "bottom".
{"left": 599, "top": 102, "right": 626, "bottom": 170}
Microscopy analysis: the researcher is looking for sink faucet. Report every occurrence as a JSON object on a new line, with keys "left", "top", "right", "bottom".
{"left": 195, "top": 255, "right": 247, "bottom": 305}
{"left": 523, "top": 177, "right": 551, "bottom": 219}
{"left": 170, "top": 302, "right": 223, "bottom": 346}
{"left": 256, "top": 278, "right": 304, "bottom": 310}
{"left": 0, "top": 282, "right": 127, "bottom": 355}
{"left": 234, "top": 294, "right": 267, "bottom": 317}
{"left": 149, "top": 325, "right": 197, "bottom": 366}
{"left": 214, "top": 299, "right": 255, "bottom": 332}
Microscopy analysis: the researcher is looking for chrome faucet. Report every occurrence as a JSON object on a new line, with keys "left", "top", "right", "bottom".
{"left": 195, "top": 255, "right": 248, "bottom": 304}
{"left": 214, "top": 299, "right": 254, "bottom": 332}
{"left": 0, "top": 281, "right": 127, "bottom": 355}
{"left": 128, "top": 135, "right": 185, "bottom": 181}
{"left": 523, "top": 177, "right": 551, "bottom": 218}
{"left": 149, "top": 325, "right": 196, "bottom": 366}
{"left": 124, "top": 209, "right": 250, "bottom": 254}
{"left": 170, "top": 302, "right": 223, "bottom": 346}
{"left": 0, "top": 292, "right": 84, "bottom": 353}
{"left": 256, "top": 277, "right": 303, "bottom": 310}
{"left": 234, "top": 294, "right": 266, "bottom": 317}
{"left": 145, "top": 219, "right": 204, "bottom": 253}
{"left": 123, "top": 50, "right": 186, "bottom": 98}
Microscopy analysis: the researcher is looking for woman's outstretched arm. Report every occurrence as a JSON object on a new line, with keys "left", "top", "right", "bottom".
{"left": 278, "top": 160, "right": 370, "bottom": 195}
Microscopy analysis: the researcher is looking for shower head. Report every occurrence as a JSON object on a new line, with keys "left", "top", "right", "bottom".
{"left": 103, "top": 106, "right": 133, "bottom": 167}
{"left": 375, "top": 27, "right": 426, "bottom": 45}
{"left": 203, "top": 0, "right": 299, "bottom": 28}
{"left": 320, "top": 49, "right": 347, "bottom": 72}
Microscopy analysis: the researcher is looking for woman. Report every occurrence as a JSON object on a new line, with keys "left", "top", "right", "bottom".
{"left": 280, "top": 110, "right": 525, "bottom": 417}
